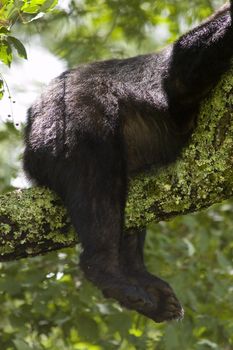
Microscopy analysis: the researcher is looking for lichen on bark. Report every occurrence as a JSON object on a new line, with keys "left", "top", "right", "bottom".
{"left": 126, "top": 67, "right": 233, "bottom": 227}
{"left": 0, "top": 188, "right": 75, "bottom": 260}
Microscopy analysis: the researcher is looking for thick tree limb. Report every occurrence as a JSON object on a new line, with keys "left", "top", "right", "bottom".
{"left": 0, "top": 68, "right": 232, "bottom": 261}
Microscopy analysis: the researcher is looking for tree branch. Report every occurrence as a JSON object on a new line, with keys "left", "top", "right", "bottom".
{"left": 0, "top": 67, "right": 232, "bottom": 261}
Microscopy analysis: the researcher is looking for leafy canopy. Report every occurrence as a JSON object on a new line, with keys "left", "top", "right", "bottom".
{"left": 0, "top": 0, "right": 57, "bottom": 98}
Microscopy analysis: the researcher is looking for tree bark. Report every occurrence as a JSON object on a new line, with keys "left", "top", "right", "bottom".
{"left": 0, "top": 67, "right": 232, "bottom": 261}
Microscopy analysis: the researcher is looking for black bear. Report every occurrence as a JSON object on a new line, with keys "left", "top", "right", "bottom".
{"left": 23, "top": 2, "right": 233, "bottom": 322}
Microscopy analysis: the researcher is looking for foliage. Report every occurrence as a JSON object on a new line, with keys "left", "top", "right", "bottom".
{"left": 29, "top": 0, "right": 215, "bottom": 66}
{"left": 0, "top": 0, "right": 57, "bottom": 98}
{"left": 0, "top": 0, "right": 232, "bottom": 349}
{"left": 0, "top": 201, "right": 233, "bottom": 350}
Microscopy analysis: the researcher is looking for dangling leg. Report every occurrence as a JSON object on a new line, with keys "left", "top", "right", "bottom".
{"left": 51, "top": 136, "right": 156, "bottom": 312}
{"left": 120, "top": 228, "right": 146, "bottom": 276}
{"left": 120, "top": 228, "right": 184, "bottom": 322}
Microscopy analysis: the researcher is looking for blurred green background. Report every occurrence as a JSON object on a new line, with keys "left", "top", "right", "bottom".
{"left": 0, "top": 0, "right": 233, "bottom": 349}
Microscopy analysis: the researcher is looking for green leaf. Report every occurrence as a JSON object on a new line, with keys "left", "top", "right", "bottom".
{"left": 40, "top": 0, "right": 58, "bottom": 12}
{"left": 21, "top": 0, "right": 43, "bottom": 14}
{"left": 0, "top": 27, "right": 10, "bottom": 34}
{"left": 20, "top": 0, "right": 57, "bottom": 14}
{"left": 7, "top": 36, "right": 27, "bottom": 59}
{"left": 0, "top": 39, "right": 12, "bottom": 66}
